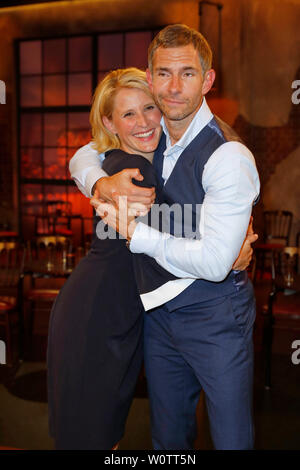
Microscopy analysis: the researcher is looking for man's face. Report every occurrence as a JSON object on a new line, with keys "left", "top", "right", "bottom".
{"left": 147, "top": 44, "right": 213, "bottom": 123}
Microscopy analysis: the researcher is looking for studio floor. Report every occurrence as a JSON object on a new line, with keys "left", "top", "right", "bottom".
{"left": 0, "top": 280, "right": 299, "bottom": 450}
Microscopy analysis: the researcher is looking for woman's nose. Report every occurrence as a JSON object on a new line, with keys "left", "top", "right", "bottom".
{"left": 136, "top": 113, "right": 148, "bottom": 127}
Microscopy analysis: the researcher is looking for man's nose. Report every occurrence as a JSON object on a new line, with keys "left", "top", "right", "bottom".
{"left": 168, "top": 75, "right": 182, "bottom": 94}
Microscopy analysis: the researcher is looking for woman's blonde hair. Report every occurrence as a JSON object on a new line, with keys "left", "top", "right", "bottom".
{"left": 90, "top": 67, "right": 152, "bottom": 154}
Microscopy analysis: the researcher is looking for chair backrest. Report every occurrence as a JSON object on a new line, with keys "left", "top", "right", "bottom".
{"left": 272, "top": 246, "right": 300, "bottom": 287}
{"left": 46, "top": 200, "right": 72, "bottom": 217}
{"left": 28, "top": 236, "right": 71, "bottom": 258}
{"left": 0, "top": 241, "right": 26, "bottom": 289}
{"left": 263, "top": 210, "right": 293, "bottom": 245}
{"left": 35, "top": 201, "right": 73, "bottom": 236}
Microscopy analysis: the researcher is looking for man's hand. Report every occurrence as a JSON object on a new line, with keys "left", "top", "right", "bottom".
{"left": 232, "top": 217, "right": 258, "bottom": 271}
{"left": 92, "top": 168, "right": 155, "bottom": 213}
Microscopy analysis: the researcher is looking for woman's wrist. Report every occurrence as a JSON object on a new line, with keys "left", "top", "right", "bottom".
{"left": 127, "top": 220, "right": 137, "bottom": 242}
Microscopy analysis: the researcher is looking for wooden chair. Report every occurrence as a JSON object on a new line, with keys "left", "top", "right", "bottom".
{"left": 0, "top": 241, "right": 25, "bottom": 365}
{"left": 24, "top": 236, "right": 71, "bottom": 358}
{"left": 34, "top": 201, "right": 73, "bottom": 238}
{"left": 262, "top": 246, "right": 300, "bottom": 389}
{"left": 254, "top": 210, "right": 293, "bottom": 282}
{"left": 46, "top": 200, "right": 73, "bottom": 237}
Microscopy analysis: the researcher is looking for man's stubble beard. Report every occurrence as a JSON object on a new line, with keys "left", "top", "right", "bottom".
{"left": 153, "top": 93, "right": 202, "bottom": 122}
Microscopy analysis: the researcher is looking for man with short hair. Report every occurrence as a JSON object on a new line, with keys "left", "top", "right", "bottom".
{"left": 70, "top": 24, "right": 260, "bottom": 450}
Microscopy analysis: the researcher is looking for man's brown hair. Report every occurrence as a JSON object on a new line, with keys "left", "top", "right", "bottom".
{"left": 148, "top": 24, "right": 212, "bottom": 75}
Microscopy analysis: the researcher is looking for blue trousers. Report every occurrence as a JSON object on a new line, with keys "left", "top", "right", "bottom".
{"left": 144, "top": 280, "right": 256, "bottom": 450}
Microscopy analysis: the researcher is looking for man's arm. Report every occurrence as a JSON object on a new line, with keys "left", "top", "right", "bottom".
{"left": 69, "top": 142, "right": 155, "bottom": 206}
{"left": 69, "top": 142, "right": 107, "bottom": 197}
{"left": 94, "top": 141, "right": 259, "bottom": 281}
{"left": 128, "top": 142, "right": 260, "bottom": 281}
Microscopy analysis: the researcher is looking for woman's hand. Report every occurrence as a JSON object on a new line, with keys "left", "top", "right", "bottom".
{"left": 91, "top": 193, "right": 137, "bottom": 241}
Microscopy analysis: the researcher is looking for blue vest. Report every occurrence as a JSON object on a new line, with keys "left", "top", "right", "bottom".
{"left": 152, "top": 116, "right": 248, "bottom": 312}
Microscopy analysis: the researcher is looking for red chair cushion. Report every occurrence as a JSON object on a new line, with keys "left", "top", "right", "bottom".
{"left": 0, "top": 297, "right": 16, "bottom": 310}
{"left": 0, "top": 231, "right": 18, "bottom": 238}
{"left": 273, "top": 292, "right": 300, "bottom": 319}
{"left": 55, "top": 228, "right": 72, "bottom": 236}
{"left": 255, "top": 243, "right": 284, "bottom": 251}
{"left": 27, "top": 289, "right": 59, "bottom": 301}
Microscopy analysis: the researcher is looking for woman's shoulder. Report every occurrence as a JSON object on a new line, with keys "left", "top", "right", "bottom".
{"left": 102, "top": 149, "right": 156, "bottom": 188}
{"left": 103, "top": 149, "right": 152, "bottom": 169}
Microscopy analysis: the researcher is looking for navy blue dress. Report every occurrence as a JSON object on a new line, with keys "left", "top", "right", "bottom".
{"left": 47, "top": 150, "right": 159, "bottom": 449}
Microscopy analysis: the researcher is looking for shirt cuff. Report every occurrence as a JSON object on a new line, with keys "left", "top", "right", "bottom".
{"left": 130, "top": 222, "right": 170, "bottom": 256}
{"left": 85, "top": 167, "right": 109, "bottom": 197}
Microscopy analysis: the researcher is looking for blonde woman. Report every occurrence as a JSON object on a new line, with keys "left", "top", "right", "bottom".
{"left": 47, "top": 68, "right": 165, "bottom": 450}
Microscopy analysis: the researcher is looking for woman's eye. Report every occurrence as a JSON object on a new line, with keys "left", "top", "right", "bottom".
{"left": 145, "top": 105, "right": 155, "bottom": 111}
{"left": 123, "top": 112, "right": 133, "bottom": 118}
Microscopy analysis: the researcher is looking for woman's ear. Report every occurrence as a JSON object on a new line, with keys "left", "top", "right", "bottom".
{"left": 102, "top": 116, "right": 116, "bottom": 134}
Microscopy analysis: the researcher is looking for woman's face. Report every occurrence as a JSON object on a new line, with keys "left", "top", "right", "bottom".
{"left": 103, "top": 87, "right": 162, "bottom": 159}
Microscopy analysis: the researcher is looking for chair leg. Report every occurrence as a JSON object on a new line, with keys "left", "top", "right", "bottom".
{"left": 263, "top": 314, "right": 273, "bottom": 389}
{"left": 4, "top": 314, "right": 12, "bottom": 366}
{"left": 263, "top": 290, "right": 276, "bottom": 390}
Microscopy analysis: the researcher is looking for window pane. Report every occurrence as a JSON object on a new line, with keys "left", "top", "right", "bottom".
{"left": 21, "top": 113, "right": 42, "bottom": 146}
{"left": 68, "top": 36, "right": 92, "bottom": 72}
{"left": 21, "top": 184, "right": 43, "bottom": 213}
{"left": 44, "top": 148, "right": 67, "bottom": 180}
{"left": 20, "top": 40, "right": 42, "bottom": 75}
{"left": 68, "top": 73, "right": 92, "bottom": 105}
{"left": 43, "top": 39, "right": 66, "bottom": 74}
{"left": 44, "top": 185, "right": 69, "bottom": 206}
{"left": 125, "top": 32, "right": 151, "bottom": 69}
{"left": 68, "top": 112, "right": 91, "bottom": 148}
{"left": 97, "top": 71, "right": 107, "bottom": 84}
{"left": 21, "top": 76, "right": 42, "bottom": 107}
{"left": 44, "top": 113, "right": 66, "bottom": 147}
{"left": 21, "top": 148, "right": 43, "bottom": 179}
{"left": 68, "top": 184, "right": 93, "bottom": 218}
{"left": 44, "top": 75, "right": 66, "bottom": 106}
{"left": 98, "top": 34, "right": 123, "bottom": 70}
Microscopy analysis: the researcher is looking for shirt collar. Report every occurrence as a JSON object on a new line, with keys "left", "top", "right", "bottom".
{"left": 161, "top": 97, "right": 213, "bottom": 153}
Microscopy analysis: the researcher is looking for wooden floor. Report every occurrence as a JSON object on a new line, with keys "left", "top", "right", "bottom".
{"left": 0, "top": 278, "right": 299, "bottom": 450}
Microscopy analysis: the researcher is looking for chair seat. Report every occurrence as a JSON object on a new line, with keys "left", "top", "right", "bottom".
{"left": 0, "top": 231, "right": 18, "bottom": 238}
{"left": 54, "top": 228, "right": 72, "bottom": 236}
{"left": 27, "top": 288, "right": 59, "bottom": 301}
{"left": 0, "top": 296, "right": 16, "bottom": 310}
{"left": 263, "top": 292, "right": 300, "bottom": 319}
{"left": 255, "top": 243, "right": 284, "bottom": 251}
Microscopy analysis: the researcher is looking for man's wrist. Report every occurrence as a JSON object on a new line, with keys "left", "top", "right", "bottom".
{"left": 92, "top": 176, "right": 109, "bottom": 197}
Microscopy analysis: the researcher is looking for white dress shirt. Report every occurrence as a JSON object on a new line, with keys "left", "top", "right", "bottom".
{"left": 69, "top": 98, "right": 260, "bottom": 310}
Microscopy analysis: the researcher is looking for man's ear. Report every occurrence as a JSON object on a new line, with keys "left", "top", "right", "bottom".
{"left": 146, "top": 68, "right": 154, "bottom": 92}
{"left": 102, "top": 116, "right": 116, "bottom": 134}
{"left": 202, "top": 69, "right": 216, "bottom": 96}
